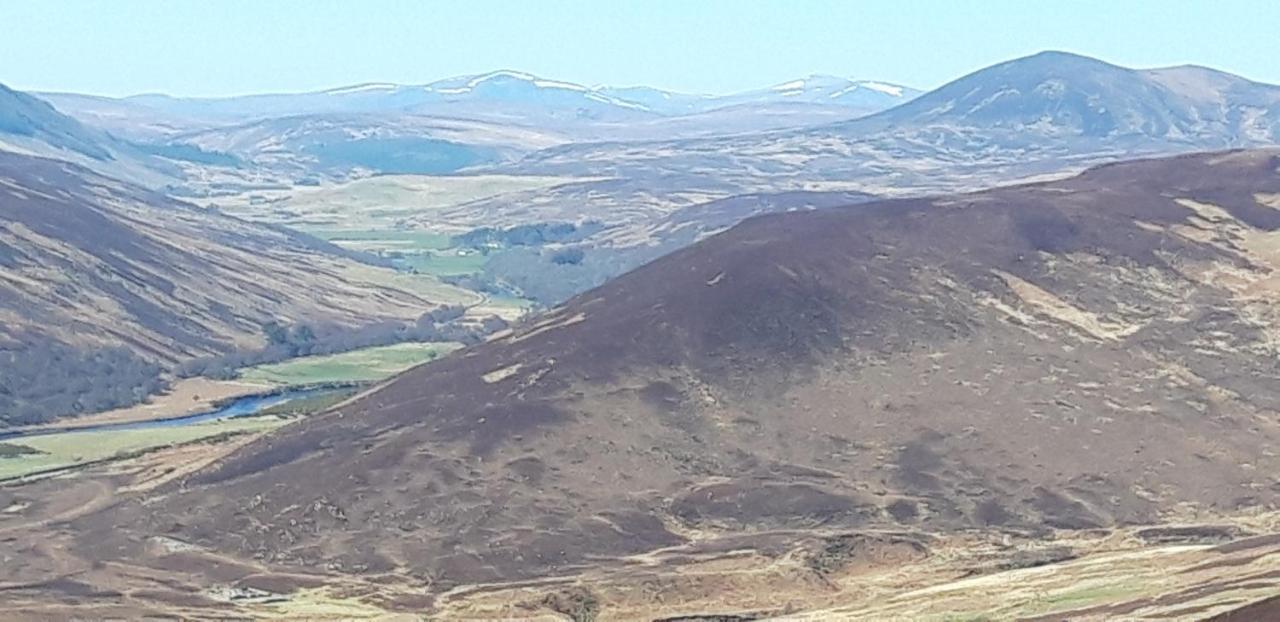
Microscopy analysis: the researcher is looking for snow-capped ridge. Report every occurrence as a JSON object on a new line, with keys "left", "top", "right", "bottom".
{"left": 324, "top": 83, "right": 401, "bottom": 95}
{"left": 463, "top": 70, "right": 539, "bottom": 89}
{"left": 130, "top": 70, "right": 919, "bottom": 121}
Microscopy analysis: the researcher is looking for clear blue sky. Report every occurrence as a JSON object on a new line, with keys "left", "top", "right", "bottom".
{"left": 2, "top": 0, "right": 1277, "bottom": 97}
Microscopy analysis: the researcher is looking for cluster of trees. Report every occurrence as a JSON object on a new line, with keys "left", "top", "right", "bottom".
{"left": 441, "top": 273, "right": 523, "bottom": 299}
{"left": 0, "top": 305, "right": 518, "bottom": 427}
{"left": 0, "top": 343, "right": 166, "bottom": 426}
{"left": 300, "top": 136, "right": 498, "bottom": 175}
{"left": 550, "top": 247, "right": 585, "bottom": 265}
{"left": 453, "top": 221, "right": 604, "bottom": 249}
{"left": 178, "top": 307, "right": 507, "bottom": 380}
{"left": 136, "top": 142, "right": 241, "bottom": 167}
{"left": 478, "top": 245, "right": 658, "bottom": 305}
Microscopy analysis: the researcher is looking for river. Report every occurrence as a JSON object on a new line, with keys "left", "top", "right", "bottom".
{"left": 0, "top": 386, "right": 340, "bottom": 442}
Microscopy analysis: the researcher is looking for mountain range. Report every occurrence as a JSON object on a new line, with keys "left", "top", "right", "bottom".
{"left": 40, "top": 71, "right": 919, "bottom": 126}
{"left": 846, "top": 51, "right": 1280, "bottom": 145}
{"left": 27, "top": 51, "right": 1280, "bottom": 196}
{"left": 508, "top": 52, "right": 1280, "bottom": 191}
{"left": 25, "top": 71, "right": 918, "bottom": 189}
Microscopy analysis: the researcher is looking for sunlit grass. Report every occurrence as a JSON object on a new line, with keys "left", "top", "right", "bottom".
{"left": 0, "top": 416, "right": 286, "bottom": 481}
{"left": 305, "top": 228, "right": 454, "bottom": 250}
{"left": 398, "top": 250, "right": 489, "bottom": 276}
{"left": 237, "top": 341, "right": 462, "bottom": 386}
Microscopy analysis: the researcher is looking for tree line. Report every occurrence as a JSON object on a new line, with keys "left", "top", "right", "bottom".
{"left": 0, "top": 343, "right": 165, "bottom": 426}
{"left": 0, "top": 307, "right": 507, "bottom": 427}
{"left": 176, "top": 307, "right": 506, "bottom": 380}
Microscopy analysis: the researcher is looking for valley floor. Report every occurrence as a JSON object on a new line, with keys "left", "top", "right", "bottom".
{"left": 0, "top": 340, "right": 459, "bottom": 483}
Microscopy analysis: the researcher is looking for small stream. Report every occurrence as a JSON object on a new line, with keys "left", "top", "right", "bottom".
{"left": 0, "top": 386, "right": 340, "bottom": 442}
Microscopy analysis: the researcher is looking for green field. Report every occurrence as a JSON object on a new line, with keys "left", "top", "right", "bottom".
{"left": 0, "top": 416, "right": 287, "bottom": 481}
{"left": 467, "top": 293, "right": 535, "bottom": 321}
{"left": 0, "top": 443, "right": 41, "bottom": 458}
{"left": 484, "top": 294, "right": 534, "bottom": 311}
{"left": 237, "top": 342, "right": 462, "bottom": 386}
{"left": 307, "top": 227, "right": 490, "bottom": 277}
{"left": 306, "top": 228, "right": 454, "bottom": 251}
{"left": 220, "top": 174, "right": 558, "bottom": 312}
{"left": 256, "top": 388, "right": 360, "bottom": 417}
{"left": 398, "top": 250, "right": 489, "bottom": 276}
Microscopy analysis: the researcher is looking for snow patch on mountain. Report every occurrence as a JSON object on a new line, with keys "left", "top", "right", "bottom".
{"left": 465, "top": 70, "right": 538, "bottom": 88}
{"left": 859, "top": 81, "right": 906, "bottom": 97}
{"left": 325, "top": 83, "right": 400, "bottom": 95}
{"left": 533, "top": 79, "right": 589, "bottom": 92}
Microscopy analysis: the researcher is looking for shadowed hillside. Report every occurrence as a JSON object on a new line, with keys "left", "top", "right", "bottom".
{"left": 0, "top": 82, "right": 183, "bottom": 188}
{"left": 0, "top": 151, "right": 472, "bottom": 424}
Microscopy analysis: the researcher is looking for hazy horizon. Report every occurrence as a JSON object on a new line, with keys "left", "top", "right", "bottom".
{"left": 2, "top": 0, "right": 1278, "bottom": 98}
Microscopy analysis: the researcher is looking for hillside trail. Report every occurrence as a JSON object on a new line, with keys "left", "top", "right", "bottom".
{"left": 0, "top": 478, "right": 113, "bottom": 537}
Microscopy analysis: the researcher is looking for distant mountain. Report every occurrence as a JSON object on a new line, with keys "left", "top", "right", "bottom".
{"left": 32, "top": 91, "right": 223, "bottom": 140}
{"left": 43, "top": 72, "right": 663, "bottom": 124}
{"left": 849, "top": 50, "right": 1280, "bottom": 146}
{"left": 716, "top": 75, "right": 920, "bottom": 113}
{"left": 412, "top": 70, "right": 655, "bottom": 118}
{"left": 590, "top": 84, "right": 716, "bottom": 115}
{"left": 594, "top": 77, "right": 919, "bottom": 115}
{"left": 165, "top": 113, "right": 562, "bottom": 182}
{"left": 36, "top": 71, "right": 918, "bottom": 184}
{"left": 506, "top": 52, "right": 1280, "bottom": 194}
{"left": 39, "top": 73, "right": 594, "bottom": 186}
{"left": 316, "top": 72, "right": 918, "bottom": 120}
{"left": 39, "top": 71, "right": 918, "bottom": 133}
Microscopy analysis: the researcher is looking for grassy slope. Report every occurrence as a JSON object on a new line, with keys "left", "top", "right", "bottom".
{"left": 0, "top": 416, "right": 286, "bottom": 481}
{"left": 256, "top": 389, "right": 360, "bottom": 417}
{"left": 237, "top": 342, "right": 462, "bottom": 386}
{"left": 397, "top": 250, "right": 490, "bottom": 276}
{"left": 208, "top": 174, "right": 571, "bottom": 309}
{"left": 338, "top": 264, "right": 483, "bottom": 306}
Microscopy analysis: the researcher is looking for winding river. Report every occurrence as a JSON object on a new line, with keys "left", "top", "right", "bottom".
{"left": 0, "top": 386, "right": 339, "bottom": 442}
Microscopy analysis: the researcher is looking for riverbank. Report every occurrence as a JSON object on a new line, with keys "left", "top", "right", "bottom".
{"left": 3, "top": 385, "right": 353, "bottom": 442}
{"left": 0, "top": 385, "right": 355, "bottom": 482}
{"left": 7, "top": 340, "right": 458, "bottom": 435}
{"left": 0, "top": 416, "right": 289, "bottom": 483}
{"left": 10, "top": 377, "right": 277, "bottom": 434}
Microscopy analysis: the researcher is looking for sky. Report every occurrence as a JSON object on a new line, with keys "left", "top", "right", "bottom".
{"left": 2, "top": 0, "right": 1278, "bottom": 97}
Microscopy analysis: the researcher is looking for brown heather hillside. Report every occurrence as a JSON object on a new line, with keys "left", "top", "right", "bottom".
{"left": 0, "top": 151, "right": 466, "bottom": 362}
{"left": 72, "top": 149, "right": 1280, "bottom": 613}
